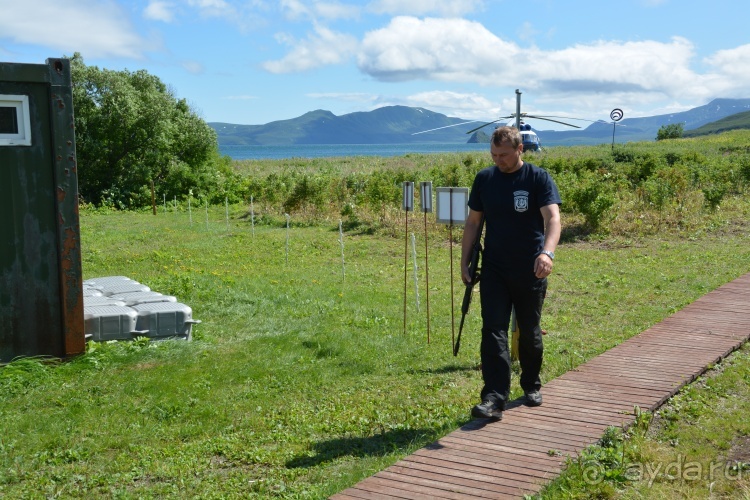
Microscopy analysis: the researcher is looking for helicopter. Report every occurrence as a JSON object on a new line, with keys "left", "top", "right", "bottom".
{"left": 413, "top": 89, "right": 599, "bottom": 151}
{"left": 515, "top": 122, "right": 542, "bottom": 152}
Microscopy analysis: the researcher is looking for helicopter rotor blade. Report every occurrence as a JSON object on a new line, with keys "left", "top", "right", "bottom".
{"left": 523, "top": 115, "right": 582, "bottom": 129}
{"left": 411, "top": 120, "right": 486, "bottom": 135}
{"left": 530, "top": 114, "right": 602, "bottom": 123}
{"left": 464, "top": 116, "right": 515, "bottom": 135}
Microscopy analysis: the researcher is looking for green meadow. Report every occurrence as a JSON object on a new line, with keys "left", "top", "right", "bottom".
{"left": 2, "top": 132, "right": 750, "bottom": 498}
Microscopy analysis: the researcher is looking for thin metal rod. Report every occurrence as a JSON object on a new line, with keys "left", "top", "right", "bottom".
{"left": 403, "top": 210, "right": 409, "bottom": 335}
{"left": 449, "top": 188, "right": 455, "bottom": 350}
{"left": 424, "top": 211, "right": 431, "bottom": 344}
{"left": 411, "top": 233, "right": 420, "bottom": 313}
{"left": 449, "top": 223, "right": 455, "bottom": 351}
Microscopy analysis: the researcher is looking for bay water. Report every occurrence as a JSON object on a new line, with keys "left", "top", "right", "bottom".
{"left": 219, "top": 143, "right": 490, "bottom": 160}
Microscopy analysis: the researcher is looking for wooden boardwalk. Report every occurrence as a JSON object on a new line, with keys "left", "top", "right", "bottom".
{"left": 332, "top": 272, "right": 750, "bottom": 499}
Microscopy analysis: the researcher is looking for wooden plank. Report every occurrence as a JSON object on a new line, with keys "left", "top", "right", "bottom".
{"left": 331, "top": 272, "right": 750, "bottom": 499}
{"left": 440, "top": 429, "right": 578, "bottom": 456}
{"left": 508, "top": 404, "right": 633, "bottom": 428}
{"left": 436, "top": 435, "right": 565, "bottom": 464}
{"left": 462, "top": 414, "right": 603, "bottom": 439}
{"left": 545, "top": 377, "right": 669, "bottom": 398}
{"left": 423, "top": 441, "right": 562, "bottom": 474}
{"left": 358, "top": 476, "right": 459, "bottom": 499}
{"left": 557, "top": 370, "right": 680, "bottom": 391}
{"left": 412, "top": 448, "right": 556, "bottom": 480}
{"left": 330, "top": 493, "right": 372, "bottom": 500}
{"left": 380, "top": 466, "right": 523, "bottom": 497}
{"left": 402, "top": 455, "right": 543, "bottom": 488}
{"left": 452, "top": 426, "right": 588, "bottom": 453}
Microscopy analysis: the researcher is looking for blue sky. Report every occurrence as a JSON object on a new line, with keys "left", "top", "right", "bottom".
{"left": 2, "top": 0, "right": 749, "bottom": 131}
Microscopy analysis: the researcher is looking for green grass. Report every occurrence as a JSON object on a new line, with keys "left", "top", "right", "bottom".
{"left": 3, "top": 133, "right": 750, "bottom": 498}
{"left": 1, "top": 206, "right": 749, "bottom": 498}
{"left": 538, "top": 343, "right": 750, "bottom": 499}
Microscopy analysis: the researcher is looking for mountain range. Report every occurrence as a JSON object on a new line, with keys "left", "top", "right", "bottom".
{"left": 209, "top": 98, "right": 750, "bottom": 147}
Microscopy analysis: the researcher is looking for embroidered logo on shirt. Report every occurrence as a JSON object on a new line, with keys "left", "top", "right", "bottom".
{"left": 514, "top": 190, "right": 529, "bottom": 212}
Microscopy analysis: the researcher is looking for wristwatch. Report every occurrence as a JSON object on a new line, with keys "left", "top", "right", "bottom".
{"left": 540, "top": 250, "right": 555, "bottom": 260}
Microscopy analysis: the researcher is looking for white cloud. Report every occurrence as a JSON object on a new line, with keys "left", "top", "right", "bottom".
{"left": 188, "top": 0, "right": 231, "bottom": 12}
{"left": 280, "top": 0, "right": 310, "bottom": 20}
{"left": 263, "top": 23, "right": 358, "bottom": 73}
{"left": 358, "top": 17, "right": 518, "bottom": 82}
{"left": 705, "top": 44, "right": 750, "bottom": 80}
{"left": 186, "top": 0, "right": 248, "bottom": 22}
{"left": 356, "top": 18, "right": 749, "bottom": 110}
{"left": 314, "top": 1, "right": 360, "bottom": 20}
{"left": 517, "top": 22, "right": 538, "bottom": 43}
{"left": 144, "top": 1, "right": 176, "bottom": 22}
{"left": 181, "top": 60, "right": 205, "bottom": 74}
{"left": 405, "top": 91, "right": 501, "bottom": 120}
{"left": 0, "top": 0, "right": 152, "bottom": 59}
{"left": 367, "top": 0, "right": 484, "bottom": 17}
{"left": 280, "top": 0, "right": 360, "bottom": 21}
{"left": 534, "top": 38, "right": 699, "bottom": 92}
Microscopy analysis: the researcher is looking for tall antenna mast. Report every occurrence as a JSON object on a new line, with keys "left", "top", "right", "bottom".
{"left": 515, "top": 89, "right": 522, "bottom": 129}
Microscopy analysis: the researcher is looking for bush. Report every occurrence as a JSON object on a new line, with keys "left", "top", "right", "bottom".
{"left": 567, "top": 171, "right": 615, "bottom": 231}
{"left": 656, "top": 123, "right": 685, "bottom": 141}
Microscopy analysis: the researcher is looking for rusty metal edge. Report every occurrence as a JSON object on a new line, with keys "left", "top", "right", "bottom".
{"left": 47, "top": 58, "right": 85, "bottom": 357}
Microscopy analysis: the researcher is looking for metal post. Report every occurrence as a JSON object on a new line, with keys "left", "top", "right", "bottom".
{"left": 449, "top": 188, "right": 455, "bottom": 350}
{"left": 420, "top": 181, "right": 433, "bottom": 343}
{"left": 515, "top": 89, "right": 522, "bottom": 130}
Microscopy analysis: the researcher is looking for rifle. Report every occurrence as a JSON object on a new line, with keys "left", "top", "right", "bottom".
{"left": 454, "top": 216, "right": 485, "bottom": 356}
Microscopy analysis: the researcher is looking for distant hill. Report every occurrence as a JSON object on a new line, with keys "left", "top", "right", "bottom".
{"left": 538, "top": 98, "right": 750, "bottom": 146}
{"left": 209, "top": 98, "right": 750, "bottom": 147}
{"left": 210, "top": 106, "right": 470, "bottom": 145}
{"left": 683, "top": 110, "right": 750, "bottom": 137}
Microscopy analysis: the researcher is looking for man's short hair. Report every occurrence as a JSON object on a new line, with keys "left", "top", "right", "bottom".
{"left": 491, "top": 126, "right": 522, "bottom": 148}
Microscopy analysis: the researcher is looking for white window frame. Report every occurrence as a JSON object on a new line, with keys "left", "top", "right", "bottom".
{"left": 0, "top": 94, "right": 32, "bottom": 146}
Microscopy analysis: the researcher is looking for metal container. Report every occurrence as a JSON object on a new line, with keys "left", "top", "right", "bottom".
{"left": 0, "top": 58, "right": 84, "bottom": 362}
{"left": 83, "top": 296, "right": 127, "bottom": 307}
{"left": 109, "top": 291, "right": 177, "bottom": 306}
{"left": 83, "top": 305, "right": 144, "bottom": 342}
{"left": 83, "top": 276, "right": 134, "bottom": 287}
{"left": 82, "top": 288, "right": 103, "bottom": 297}
{"left": 132, "top": 302, "right": 200, "bottom": 340}
{"left": 94, "top": 282, "right": 151, "bottom": 297}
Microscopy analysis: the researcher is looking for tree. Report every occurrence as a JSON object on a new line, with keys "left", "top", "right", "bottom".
{"left": 656, "top": 123, "right": 685, "bottom": 141}
{"left": 70, "top": 53, "right": 221, "bottom": 207}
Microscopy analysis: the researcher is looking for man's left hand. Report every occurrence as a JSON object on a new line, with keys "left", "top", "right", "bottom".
{"left": 534, "top": 254, "right": 553, "bottom": 278}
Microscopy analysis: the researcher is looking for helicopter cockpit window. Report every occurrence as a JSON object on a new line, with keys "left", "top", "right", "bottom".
{"left": 0, "top": 95, "right": 32, "bottom": 146}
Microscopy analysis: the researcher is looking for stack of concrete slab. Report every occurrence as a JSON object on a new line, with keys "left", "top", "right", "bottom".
{"left": 83, "top": 276, "right": 199, "bottom": 342}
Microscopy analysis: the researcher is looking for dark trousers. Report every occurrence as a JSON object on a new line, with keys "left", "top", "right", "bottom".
{"left": 479, "top": 263, "right": 547, "bottom": 408}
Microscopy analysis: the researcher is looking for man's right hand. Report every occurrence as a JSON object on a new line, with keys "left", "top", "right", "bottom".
{"left": 461, "top": 264, "right": 472, "bottom": 285}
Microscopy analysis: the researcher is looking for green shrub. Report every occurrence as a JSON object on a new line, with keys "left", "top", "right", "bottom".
{"left": 567, "top": 171, "right": 615, "bottom": 231}
{"left": 656, "top": 123, "right": 685, "bottom": 140}
{"left": 702, "top": 183, "right": 728, "bottom": 210}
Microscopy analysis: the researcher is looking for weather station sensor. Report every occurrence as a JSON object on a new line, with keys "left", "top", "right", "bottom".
{"left": 402, "top": 181, "right": 414, "bottom": 211}
{"left": 0, "top": 94, "right": 31, "bottom": 146}
{"left": 419, "top": 181, "right": 433, "bottom": 213}
{"left": 435, "top": 187, "right": 469, "bottom": 225}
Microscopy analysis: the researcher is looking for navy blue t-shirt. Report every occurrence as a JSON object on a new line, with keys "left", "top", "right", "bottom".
{"left": 468, "top": 161, "right": 561, "bottom": 274}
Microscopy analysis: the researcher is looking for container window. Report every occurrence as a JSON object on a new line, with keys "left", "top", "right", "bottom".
{"left": 0, "top": 95, "right": 31, "bottom": 146}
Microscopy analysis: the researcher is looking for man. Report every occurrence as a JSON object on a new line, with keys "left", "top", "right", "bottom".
{"left": 461, "top": 126, "right": 561, "bottom": 420}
